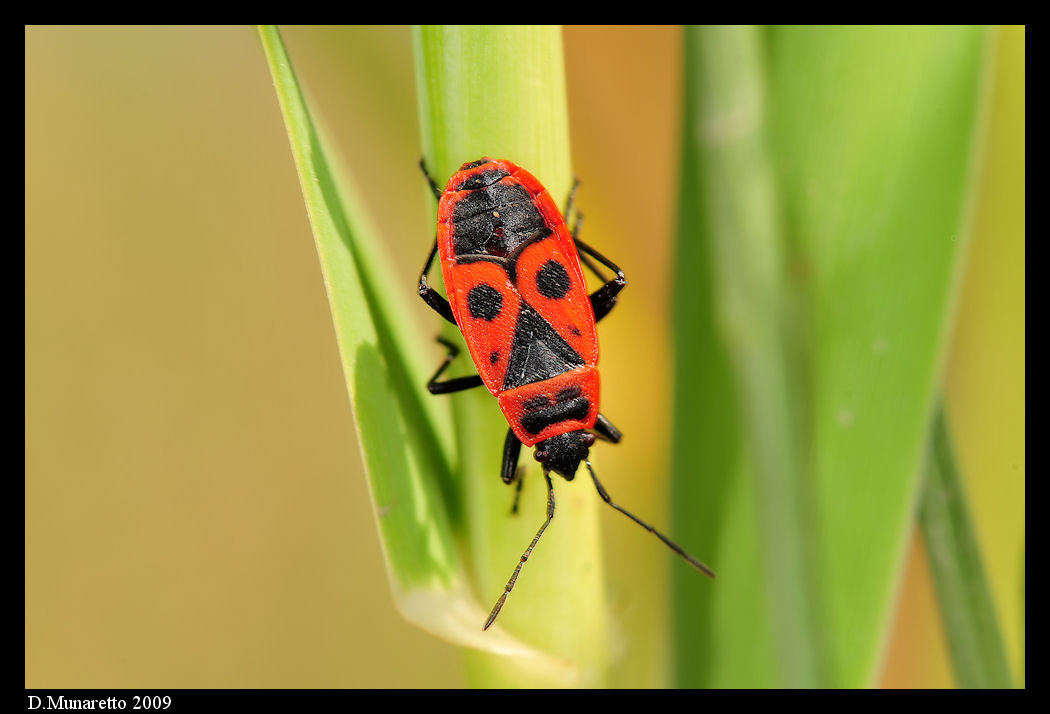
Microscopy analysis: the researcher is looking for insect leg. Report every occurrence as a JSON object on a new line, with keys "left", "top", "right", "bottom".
{"left": 419, "top": 158, "right": 443, "bottom": 200}
{"left": 585, "top": 461, "right": 714, "bottom": 578}
{"left": 563, "top": 177, "right": 581, "bottom": 224}
{"left": 574, "top": 237, "right": 627, "bottom": 323}
{"left": 418, "top": 237, "right": 457, "bottom": 325}
{"left": 569, "top": 211, "right": 609, "bottom": 277}
{"left": 574, "top": 231, "right": 610, "bottom": 284}
{"left": 501, "top": 429, "right": 526, "bottom": 513}
{"left": 564, "top": 185, "right": 599, "bottom": 279}
{"left": 564, "top": 179, "right": 597, "bottom": 277}
{"left": 484, "top": 471, "right": 556, "bottom": 630}
{"left": 427, "top": 336, "right": 484, "bottom": 394}
{"left": 510, "top": 475, "right": 525, "bottom": 515}
{"left": 593, "top": 413, "right": 623, "bottom": 443}
{"left": 561, "top": 179, "right": 624, "bottom": 318}
{"left": 501, "top": 428, "right": 524, "bottom": 486}
{"left": 574, "top": 224, "right": 619, "bottom": 297}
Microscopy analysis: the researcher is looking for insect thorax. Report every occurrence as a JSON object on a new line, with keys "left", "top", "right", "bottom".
{"left": 450, "top": 178, "right": 550, "bottom": 258}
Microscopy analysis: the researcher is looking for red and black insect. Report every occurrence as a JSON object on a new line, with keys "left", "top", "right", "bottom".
{"left": 418, "top": 157, "right": 713, "bottom": 630}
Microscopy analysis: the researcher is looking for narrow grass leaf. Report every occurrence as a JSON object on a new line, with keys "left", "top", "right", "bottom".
{"left": 920, "top": 404, "right": 1013, "bottom": 688}
{"left": 258, "top": 26, "right": 570, "bottom": 665}
{"left": 675, "top": 26, "right": 822, "bottom": 688}
{"left": 674, "top": 26, "right": 990, "bottom": 687}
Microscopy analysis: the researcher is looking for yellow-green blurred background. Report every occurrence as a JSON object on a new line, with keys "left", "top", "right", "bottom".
{"left": 26, "top": 26, "right": 1023, "bottom": 688}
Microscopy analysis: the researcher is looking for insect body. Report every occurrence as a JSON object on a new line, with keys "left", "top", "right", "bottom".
{"left": 418, "top": 157, "right": 713, "bottom": 630}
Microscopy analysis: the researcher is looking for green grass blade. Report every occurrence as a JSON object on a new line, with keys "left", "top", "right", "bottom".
{"left": 673, "top": 29, "right": 772, "bottom": 687}
{"left": 675, "top": 25, "right": 822, "bottom": 688}
{"left": 943, "top": 27, "right": 1026, "bottom": 687}
{"left": 258, "top": 26, "right": 570, "bottom": 664}
{"left": 674, "top": 26, "right": 990, "bottom": 687}
{"left": 920, "top": 404, "right": 1013, "bottom": 688}
{"left": 414, "top": 25, "right": 610, "bottom": 687}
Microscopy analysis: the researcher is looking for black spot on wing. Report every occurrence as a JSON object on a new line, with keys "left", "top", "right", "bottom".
{"left": 536, "top": 259, "right": 571, "bottom": 299}
{"left": 467, "top": 284, "right": 503, "bottom": 321}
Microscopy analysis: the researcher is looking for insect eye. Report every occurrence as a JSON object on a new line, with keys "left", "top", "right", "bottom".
{"left": 583, "top": 433, "right": 596, "bottom": 447}
{"left": 534, "top": 450, "right": 549, "bottom": 463}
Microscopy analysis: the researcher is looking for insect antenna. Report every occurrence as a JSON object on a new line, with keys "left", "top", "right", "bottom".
{"left": 484, "top": 471, "right": 556, "bottom": 630}
{"left": 585, "top": 460, "right": 715, "bottom": 578}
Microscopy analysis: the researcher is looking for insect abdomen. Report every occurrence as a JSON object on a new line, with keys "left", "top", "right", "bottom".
{"left": 498, "top": 366, "right": 600, "bottom": 447}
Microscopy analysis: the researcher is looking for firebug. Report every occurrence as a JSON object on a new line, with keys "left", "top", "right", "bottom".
{"left": 417, "top": 157, "right": 713, "bottom": 630}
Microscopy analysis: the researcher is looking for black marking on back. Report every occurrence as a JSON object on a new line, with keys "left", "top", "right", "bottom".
{"left": 502, "top": 306, "right": 584, "bottom": 391}
{"left": 520, "top": 397, "right": 591, "bottom": 435}
{"left": 460, "top": 158, "right": 492, "bottom": 170}
{"left": 451, "top": 181, "right": 548, "bottom": 258}
{"left": 536, "top": 259, "right": 571, "bottom": 299}
{"left": 454, "top": 253, "right": 510, "bottom": 266}
{"left": 556, "top": 385, "right": 582, "bottom": 401}
{"left": 467, "top": 284, "right": 503, "bottom": 321}
{"left": 455, "top": 168, "right": 511, "bottom": 191}
{"left": 523, "top": 394, "right": 551, "bottom": 411}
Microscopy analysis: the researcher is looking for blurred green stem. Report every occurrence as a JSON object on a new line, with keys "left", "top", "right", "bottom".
{"left": 684, "top": 25, "right": 823, "bottom": 687}
{"left": 413, "top": 25, "right": 610, "bottom": 688}
{"left": 920, "top": 403, "right": 1013, "bottom": 688}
